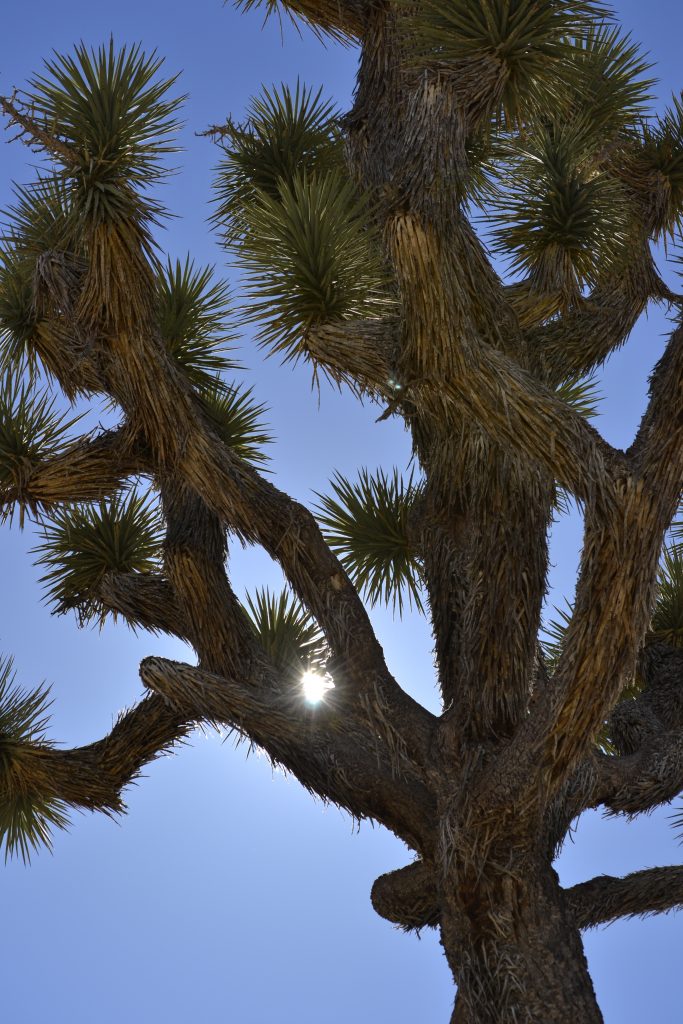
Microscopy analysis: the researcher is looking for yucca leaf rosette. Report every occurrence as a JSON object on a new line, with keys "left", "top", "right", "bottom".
{"left": 0, "top": 657, "right": 69, "bottom": 862}
{"left": 34, "top": 491, "right": 163, "bottom": 623}
{"left": 397, "top": 0, "right": 606, "bottom": 126}
{"left": 156, "top": 257, "right": 238, "bottom": 392}
{"left": 629, "top": 95, "right": 683, "bottom": 238}
{"left": 244, "top": 587, "right": 328, "bottom": 676}
{"left": 239, "top": 170, "right": 391, "bottom": 360}
{"left": 316, "top": 469, "right": 423, "bottom": 614}
{"left": 199, "top": 380, "right": 272, "bottom": 467}
{"left": 0, "top": 372, "right": 81, "bottom": 521}
{"left": 6, "top": 41, "right": 183, "bottom": 329}
{"left": 212, "top": 82, "right": 343, "bottom": 246}
{"left": 489, "top": 122, "right": 630, "bottom": 307}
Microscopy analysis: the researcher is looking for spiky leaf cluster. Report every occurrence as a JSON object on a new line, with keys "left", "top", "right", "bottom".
{"left": 0, "top": 373, "right": 79, "bottom": 516}
{"left": 239, "top": 170, "right": 391, "bottom": 357}
{"left": 211, "top": 83, "right": 390, "bottom": 359}
{"left": 557, "top": 26, "right": 652, "bottom": 138}
{"left": 488, "top": 122, "right": 630, "bottom": 301}
{"left": 650, "top": 548, "right": 683, "bottom": 648}
{"left": 553, "top": 374, "right": 601, "bottom": 516}
{"left": 398, "top": 0, "right": 605, "bottom": 126}
{"left": 212, "top": 83, "right": 343, "bottom": 246}
{"left": 540, "top": 601, "right": 573, "bottom": 672}
{"left": 244, "top": 587, "right": 327, "bottom": 676}
{"left": 629, "top": 94, "right": 683, "bottom": 238}
{"left": 0, "top": 657, "right": 69, "bottom": 862}
{"left": 463, "top": 25, "right": 652, "bottom": 286}
{"left": 232, "top": 0, "right": 357, "bottom": 44}
{"left": 34, "top": 491, "right": 163, "bottom": 622}
{"left": 556, "top": 373, "right": 602, "bottom": 420}
{"left": 21, "top": 40, "right": 181, "bottom": 216}
{"left": 0, "top": 254, "right": 37, "bottom": 369}
{"left": 4, "top": 42, "right": 183, "bottom": 331}
{"left": 0, "top": 178, "right": 82, "bottom": 370}
{"left": 156, "top": 257, "right": 238, "bottom": 391}
{"left": 672, "top": 514, "right": 683, "bottom": 549}
{"left": 199, "top": 380, "right": 272, "bottom": 466}
{"left": 316, "top": 469, "right": 423, "bottom": 614}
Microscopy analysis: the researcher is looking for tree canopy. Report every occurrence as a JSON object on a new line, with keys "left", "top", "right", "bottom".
{"left": 1, "top": 1, "right": 683, "bottom": 1021}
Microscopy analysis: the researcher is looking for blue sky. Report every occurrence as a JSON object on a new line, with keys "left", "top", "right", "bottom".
{"left": 1, "top": 2, "right": 682, "bottom": 1021}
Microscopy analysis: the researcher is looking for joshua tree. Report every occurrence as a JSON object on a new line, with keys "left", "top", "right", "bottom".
{"left": 2, "top": 2, "right": 683, "bottom": 1021}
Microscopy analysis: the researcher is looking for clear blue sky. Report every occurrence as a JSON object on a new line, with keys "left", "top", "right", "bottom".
{"left": 0, "top": 2, "right": 681, "bottom": 1021}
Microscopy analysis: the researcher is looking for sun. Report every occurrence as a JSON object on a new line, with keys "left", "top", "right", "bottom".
{"left": 301, "top": 670, "right": 334, "bottom": 705}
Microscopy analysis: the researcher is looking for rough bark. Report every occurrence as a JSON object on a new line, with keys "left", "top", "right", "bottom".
{"left": 3, "top": 6, "right": 683, "bottom": 1023}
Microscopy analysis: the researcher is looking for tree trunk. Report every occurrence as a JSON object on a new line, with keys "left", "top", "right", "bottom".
{"left": 439, "top": 855, "right": 602, "bottom": 1024}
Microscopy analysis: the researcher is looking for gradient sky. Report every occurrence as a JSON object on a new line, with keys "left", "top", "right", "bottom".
{"left": 1, "top": 2, "right": 682, "bottom": 1021}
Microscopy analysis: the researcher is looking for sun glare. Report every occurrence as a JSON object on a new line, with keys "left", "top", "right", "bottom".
{"left": 301, "top": 670, "right": 334, "bottom": 705}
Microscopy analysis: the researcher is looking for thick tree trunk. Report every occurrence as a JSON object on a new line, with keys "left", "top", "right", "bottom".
{"left": 439, "top": 855, "right": 602, "bottom": 1024}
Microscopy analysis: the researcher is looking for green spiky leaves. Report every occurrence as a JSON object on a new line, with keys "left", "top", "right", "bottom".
{"left": 233, "top": 0, "right": 360, "bottom": 44}
{"left": 650, "top": 547, "right": 683, "bottom": 648}
{"left": 560, "top": 26, "right": 653, "bottom": 139}
{"left": 212, "top": 83, "right": 343, "bottom": 246}
{"left": 3, "top": 41, "right": 184, "bottom": 330}
{"left": 630, "top": 94, "right": 683, "bottom": 238}
{"left": 555, "top": 373, "right": 602, "bottom": 421}
{"left": 156, "top": 257, "right": 238, "bottom": 391}
{"left": 20, "top": 40, "right": 182, "bottom": 197}
{"left": 211, "top": 83, "right": 390, "bottom": 360}
{"left": 398, "top": 0, "right": 606, "bottom": 126}
{"left": 489, "top": 123, "right": 630, "bottom": 302}
{"left": 0, "top": 656, "right": 69, "bottom": 862}
{"left": 316, "top": 469, "right": 424, "bottom": 614}
{"left": 540, "top": 600, "right": 573, "bottom": 672}
{"left": 239, "top": 170, "right": 391, "bottom": 358}
{"left": 0, "top": 179, "right": 80, "bottom": 369}
{"left": 244, "top": 587, "right": 327, "bottom": 676}
{"left": 34, "top": 491, "right": 163, "bottom": 622}
{"left": 0, "top": 373, "right": 80, "bottom": 518}
{"left": 200, "top": 381, "right": 272, "bottom": 466}
{"left": 0, "top": 254, "right": 37, "bottom": 369}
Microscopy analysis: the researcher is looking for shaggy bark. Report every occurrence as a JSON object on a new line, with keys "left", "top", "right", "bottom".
{"left": 2, "top": 6, "right": 683, "bottom": 1023}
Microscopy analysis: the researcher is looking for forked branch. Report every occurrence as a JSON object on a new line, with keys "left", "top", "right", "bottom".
{"left": 141, "top": 656, "right": 437, "bottom": 849}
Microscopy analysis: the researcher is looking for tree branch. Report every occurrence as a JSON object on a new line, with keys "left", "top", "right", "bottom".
{"left": 527, "top": 247, "right": 672, "bottom": 385}
{"left": 608, "top": 645, "right": 683, "bottom": 757}
{"left": 523, "top": 325, "right": 683, "bottom": 795}
{"left": 565, "top": 867, "right": 683, "bottom": 930}
{"left": 631, "top": 322, "right": 683, "bottom": 495}
{"left": 3, "top": 693, "right": 192, "bottom": 815}
{"left": 371, "top": 847, "right": 683, "bottom": 936}
{"left": 424, "top": 342, "right": 626, "bottom": 506}
{"left": 371, "top": 858, "right": 439, "bottom": 930}
{"left": 97, "top": 326, "right": 437, "bottom": 770}
{"left": 541, "top": 647, "right": 683, "bottom": 845}
{"left": 141, "top": 655, "right": 437, "bottom": 851}
{"left": 156, "top": 482, "right": 439, "bottom": 850}
{"left": 598, "top": 732, "right": 683, "bottom": 816}
{"left": 96, "top": 570, "right": 188, "bottom": 639}
{"left": 0, "top": 94, "right": 79, "bottom": 166}
{"left": 304, "top": 317, "right": 398, "bottom": 397}
{"left": 3, "top": 427, "right": 147, "bottom": 514}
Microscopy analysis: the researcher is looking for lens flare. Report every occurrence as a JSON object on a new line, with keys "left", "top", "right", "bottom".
{"left": 301, "top": 670, "right": 334, "bottom": 704}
